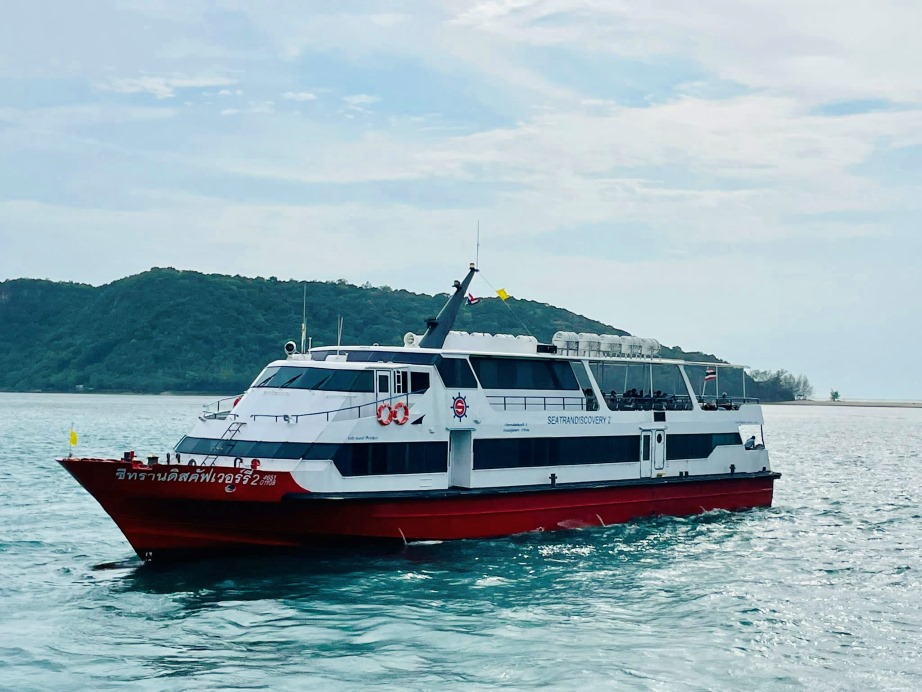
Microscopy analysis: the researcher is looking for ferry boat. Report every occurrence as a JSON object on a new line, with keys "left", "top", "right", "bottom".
{"left": 59, "top": 264, "right": 778, "bottom": 561}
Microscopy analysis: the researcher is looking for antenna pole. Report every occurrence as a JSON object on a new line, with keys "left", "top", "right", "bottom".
{"left": 337, "top": 315, "right": 344, "bottom": 355}
{"left": 300, "top": 284, "right": 307, "bottom": 354}
{"left": 476, "top": 221, "right": 480, "bottom": 269}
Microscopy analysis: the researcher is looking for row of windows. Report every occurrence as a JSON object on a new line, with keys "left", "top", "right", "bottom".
{"left": 174, "top": 437, "right": 448, "bottom": 476}
{"left": 473, "top": 436, "right": 642, "bottom": 470}
{"left": 392, "top": 370, "right": 431, "bottom": 394}
{"left": 176, "top": 436, "right": 319, "bottom": 459}
{"left": 665, "top": 433, "right": 742, "bottom": 460}
{"left": 177, "top": 431, "right": 742, "bottom": 471}
{"left": 470, "top": 356, "right": 581, "bottom": 391}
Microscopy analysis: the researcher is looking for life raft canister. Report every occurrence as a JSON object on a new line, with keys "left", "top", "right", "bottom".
{"left": 391, "top": 401, "right": 410, "bottom": 425}
{"left": 376, "top": 403, "right": 393, "bottom": 425}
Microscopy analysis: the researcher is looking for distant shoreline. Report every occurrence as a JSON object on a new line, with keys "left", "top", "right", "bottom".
{"left": 775, "top": 400, "right": 922, "bottom": 409}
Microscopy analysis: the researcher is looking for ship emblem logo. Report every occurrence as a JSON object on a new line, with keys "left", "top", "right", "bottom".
{"left": 451, "top": 394, "right": 468, "bottom": 421}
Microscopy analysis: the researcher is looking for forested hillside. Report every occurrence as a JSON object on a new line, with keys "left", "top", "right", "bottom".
{"left": 0, "top": 268, "right": 807, "bottom": 399}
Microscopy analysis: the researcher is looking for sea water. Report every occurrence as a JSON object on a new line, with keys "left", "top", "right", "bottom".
{"left": 1, "top": 394, "right": 920, "bottom": 690}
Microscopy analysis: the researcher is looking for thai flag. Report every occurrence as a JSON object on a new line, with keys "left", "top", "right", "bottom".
{"left": 466, "top": 293, "right": 480, "bottom": 305}
{"left": 704, "top": 367, "right": 717, "bottom": 381}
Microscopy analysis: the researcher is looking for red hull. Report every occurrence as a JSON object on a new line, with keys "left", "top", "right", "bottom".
{"left": 59, "top": 458, "right": 778, "bottom": 561}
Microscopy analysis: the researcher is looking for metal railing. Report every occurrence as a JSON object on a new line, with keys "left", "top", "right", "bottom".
{"left": 249, "top": 392, "right": 411, "bottom": 423}
{"left": 202, "top": 394, "right": 243, "bottom": 420}
{"left": 697, "top": 395, "right": 760, "bottom": 411}
{"left": 603, "top": 394, "right": 695, "bottom": 411}
{"left": 487, "top": 395, "right": 588, "bottom": 412}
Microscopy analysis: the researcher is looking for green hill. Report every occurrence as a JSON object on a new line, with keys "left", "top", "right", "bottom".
{"left": 0, "top": 268, "right": 805, "bottom": 400}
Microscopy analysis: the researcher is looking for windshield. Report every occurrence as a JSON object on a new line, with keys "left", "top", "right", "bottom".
{"left": 252, "top": 366, "right": 374, "bottom": 392}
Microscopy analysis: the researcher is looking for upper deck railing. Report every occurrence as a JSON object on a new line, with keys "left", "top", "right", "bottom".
{"left": 202, "top": 395, "right": 242, "bottom": 420}
{"left": 604, "top": 394, "right": 695, "bottom": 411}
{"left": 697, "top": 395, "right": 760, "bottom": 411}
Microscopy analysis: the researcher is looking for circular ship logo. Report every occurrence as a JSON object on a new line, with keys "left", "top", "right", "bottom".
{"left": 451, "top": 394, "right": 468, "bottom": 421}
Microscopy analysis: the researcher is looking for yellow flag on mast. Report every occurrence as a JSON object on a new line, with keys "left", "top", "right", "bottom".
{"left": 69, "top": 427, "right": 78, "bottom": 447}
{"left": 496, "top": 288, "right": 510, "bottom": 301}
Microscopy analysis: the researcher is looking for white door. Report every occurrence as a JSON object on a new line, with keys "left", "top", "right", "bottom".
{"left": 449, "top": 430, "right": 473, "bottom": 488}
{"left": 640, "top": 432, "right": 652, "bottom": 478}
{"left": 653, "top": 430, "right": 666, "bottom": 471}
{"left": 376, "top": 370, "right": 392, "bottom": 403}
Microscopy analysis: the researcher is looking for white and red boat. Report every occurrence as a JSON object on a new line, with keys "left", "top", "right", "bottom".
{"left": 60, "top": 264, "right": 778, "bottom": 561}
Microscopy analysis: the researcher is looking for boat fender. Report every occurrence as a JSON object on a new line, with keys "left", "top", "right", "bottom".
{"left": 392, "top": 401, "right": 410, "bottom": 425}
{"left": 251, "top": 459, "right": 260, "bottom": 470}
{"left": 376, "top": 403, "right": 393, "bottom": 425}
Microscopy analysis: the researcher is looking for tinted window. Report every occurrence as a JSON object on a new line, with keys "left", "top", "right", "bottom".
{"left": 410, "top": 371, "right": 430, "bottom": 393}
{"left": 666, "top": 432, "right": 742, "bottom": 460}
{"left": 473, "top": 436, "right": 640, "bottom": 470}
{"left": 470, "top": 357, "right": 580, "bottom": 390}
{"left": 435, "top": 357, "right": 479, "bottom": 388}
{"left": 332, "top": 442, "right": 448, "bottom": 476}
{"left": 321, "top": 370, "right": 374, "bottom": 392}
{"left": 252, "top": 366, "right": 285, "bottom": 387}
{"left": 312, "top": 350, "right": 440, "bottom": 365}
{"left": 175, "top": 437, "right": 312, "bottom": 459}
{"left": 253, "top": 366, "right": 374, "bottom": 392}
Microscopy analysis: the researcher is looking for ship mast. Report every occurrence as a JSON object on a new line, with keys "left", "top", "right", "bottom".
{"left": 418, "top": 263, "right": 478, "bottom": 349}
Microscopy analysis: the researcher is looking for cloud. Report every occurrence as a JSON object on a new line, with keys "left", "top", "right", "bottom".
{"left": 96, "top": 75, "right": 237, "bottom": 99}
{"left": 282, "top": 91, "right": 317, "bottom": 101}
{"left": 343, "top": 94, "right": 379, "bottom": 106}
{"left": 3, "top": 0, "right": 922, "bottom": 398}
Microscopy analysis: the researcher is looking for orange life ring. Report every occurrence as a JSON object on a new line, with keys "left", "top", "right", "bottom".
{"left": 376, "top": 403, "right": 393, "bottom": 425}
{"left": 392, "top": 401, "right": 409, "bottom": 425}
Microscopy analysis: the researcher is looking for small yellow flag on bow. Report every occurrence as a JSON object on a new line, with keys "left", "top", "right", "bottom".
{"left": 69, "top": 427, "right": 78, "bottom": 447}
{"left": 496, "top": 288, "right": 510, "bottom": 301}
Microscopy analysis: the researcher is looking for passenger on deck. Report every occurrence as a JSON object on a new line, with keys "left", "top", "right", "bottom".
{"left": 744, "top": 435, "right": 757, "bottom": 450}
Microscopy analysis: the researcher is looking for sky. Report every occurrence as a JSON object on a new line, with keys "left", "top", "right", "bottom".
{"left": 1, "top": 1, "right": 920, "bottom": 400}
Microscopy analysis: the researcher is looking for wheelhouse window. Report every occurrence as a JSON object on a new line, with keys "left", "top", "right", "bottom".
{"left": 252, "top": 366, "right": 374, "bottom": 393}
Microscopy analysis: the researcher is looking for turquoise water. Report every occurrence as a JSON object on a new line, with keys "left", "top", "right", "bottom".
{"left": 1, "top": 394, "right": 921, "bottom": 690}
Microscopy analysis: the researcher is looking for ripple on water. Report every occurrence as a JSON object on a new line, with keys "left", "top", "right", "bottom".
{"left": 1, "top": 396, "right": 922, "bottom": 689}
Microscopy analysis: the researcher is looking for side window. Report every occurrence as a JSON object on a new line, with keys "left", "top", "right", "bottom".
{"left": 435, "top": 357, "right": 479, "bottom": 388}
{"left": 410, "top": 371, "right": 430, "bottom": 393}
